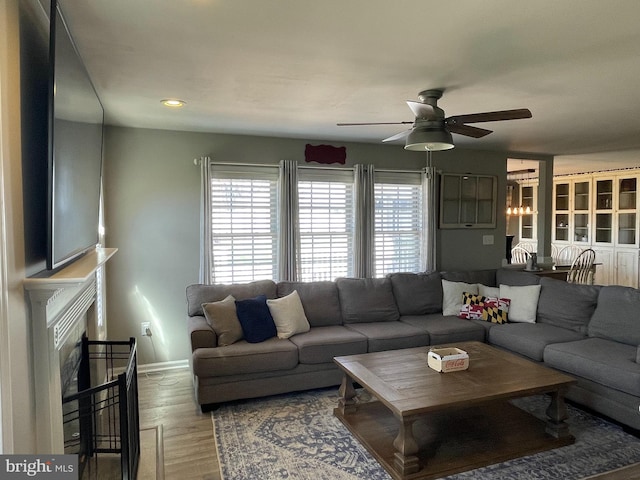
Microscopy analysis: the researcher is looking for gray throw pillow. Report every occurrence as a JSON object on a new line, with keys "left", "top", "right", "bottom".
{"left": 336, "top": 277, "right": 399, "bottom": 323}
{"left": 387, "top": 272, "right": 442, "bottom": 315}
{"left": 202, "top": 295, "right": 243, "bottom": 346}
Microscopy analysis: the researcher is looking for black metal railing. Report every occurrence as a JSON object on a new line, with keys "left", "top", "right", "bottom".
{"left": 62, "top": 337, "right": 140, "bottom": 479}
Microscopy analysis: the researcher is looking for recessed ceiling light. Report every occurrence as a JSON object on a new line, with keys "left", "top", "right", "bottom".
{"left": 161, "top": 99, "right": 186, "bottom": 107}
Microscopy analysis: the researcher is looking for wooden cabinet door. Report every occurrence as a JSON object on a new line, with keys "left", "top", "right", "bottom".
{"left": 591, "top": 247, "right": 613, "bottom": 285}
{"left": 615, "top": 249, "right": 638, "bottom": 288}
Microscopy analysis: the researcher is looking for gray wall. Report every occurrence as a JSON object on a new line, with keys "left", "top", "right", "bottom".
{"left": 433, "top": 149, "right": 510, "bottom": 271}
{"left": 103, "top": 126, "right": 513, "bottom": 364}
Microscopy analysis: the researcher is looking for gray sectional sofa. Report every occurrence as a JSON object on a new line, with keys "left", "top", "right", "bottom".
{"left": 186, "top": 268, "right": 640, "bottom": 432}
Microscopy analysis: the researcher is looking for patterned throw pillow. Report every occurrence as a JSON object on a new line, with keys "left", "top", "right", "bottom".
{"left": 482, "top": 297, "right": 510, "bottom": 324}
{"left": 463, "top": 292, "right": 484, "bottom": 305}
{"left": 459, "top": 303, "right": 485, "bottom": 319}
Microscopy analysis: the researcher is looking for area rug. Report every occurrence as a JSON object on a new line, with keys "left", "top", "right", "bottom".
{"left": 212, "top": 388, "right": 640, "bottom": 480}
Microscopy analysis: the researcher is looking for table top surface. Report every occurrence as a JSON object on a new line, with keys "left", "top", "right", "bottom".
{"left": 334, "top": 341, "right": 575, "bottom": 418}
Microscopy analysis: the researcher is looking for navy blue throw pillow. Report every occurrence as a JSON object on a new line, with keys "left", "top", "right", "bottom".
{"left": 235, "top": 295, "right": 277, "bottom": 343}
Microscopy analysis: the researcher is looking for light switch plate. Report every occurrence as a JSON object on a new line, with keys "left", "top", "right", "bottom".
{"left": 482, "top": 235, "right": 494, "bottom": 245}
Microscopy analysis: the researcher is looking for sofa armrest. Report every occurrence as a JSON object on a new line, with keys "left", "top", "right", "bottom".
{"left": 188, "top": 315, "right": 217, "bottom": 350}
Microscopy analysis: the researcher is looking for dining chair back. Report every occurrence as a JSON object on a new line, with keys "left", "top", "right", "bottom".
{"left": 557, "top": 245, "right": 583, "bottom": 266}
{"left": 566, "top": 248, "right": 596, "bottom": 284}
{"left": 510, "top": 246, "right": 530, "bottom": 265}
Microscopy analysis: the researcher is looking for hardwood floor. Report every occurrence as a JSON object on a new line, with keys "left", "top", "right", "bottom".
{"left": 137, "top": 367, "right": 640, "bottom": 480}
{"left": 138, "top": 368, "right": 220, "bottom": 480}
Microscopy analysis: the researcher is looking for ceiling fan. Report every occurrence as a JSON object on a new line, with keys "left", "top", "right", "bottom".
{"left": 337, "top": 89, "right": 532, "bottom": 151}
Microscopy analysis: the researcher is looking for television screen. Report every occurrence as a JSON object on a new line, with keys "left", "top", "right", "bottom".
{"left": 47, "top": 0, "right": 104, "bottom": 270}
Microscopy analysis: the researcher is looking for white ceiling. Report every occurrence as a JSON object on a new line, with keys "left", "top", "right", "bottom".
{"left": 57, "top": 0, "right": 640, "bottom": 175}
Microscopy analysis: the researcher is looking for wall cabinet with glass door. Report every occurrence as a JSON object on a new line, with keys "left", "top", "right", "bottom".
{"left": 614, "top": 175, "right": 638, "bottom": 287}
{"left": 573, "top": 180, "right": 590, "bottom": 244}
{"left": 617, "top": 177, "right": 637, "bottom": 246}
{"left": 553, "top": 181, "right": 570, "bottom": 243}
{"left": 594, "top": 178, "right": 613, "bottom": 244}
{"left": 552, "top": 171, "right": 639, "bottom": 287}
{"left": 553, "top": 178, "right": 592, "bottom": 244}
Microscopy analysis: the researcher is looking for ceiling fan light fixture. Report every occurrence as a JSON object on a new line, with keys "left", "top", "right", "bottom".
{"left": 404, "top": 127, "right": 454, "bottom": 151}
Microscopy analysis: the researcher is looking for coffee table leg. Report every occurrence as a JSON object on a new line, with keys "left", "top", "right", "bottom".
{"left": 338, "top": 374, "right": 357, "bottom": 415}
{"left": 545, "top": 389, "right": 571, "bottom": 439}
{"left": 392, "top": 417, "right": 420, "bottom": 476}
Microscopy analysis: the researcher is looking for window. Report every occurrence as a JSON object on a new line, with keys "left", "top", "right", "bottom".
{"left": 374, "top": 171, "right": 423, "bottom": 277}
{"left": 209, "top": 165, "right": 278, "bottom": 283}
{"left": 205, "top": 163, "right": 427, "bottom": 283}
{"left": 298, "top": 168, "right": 354, "bottom": 281}
{"left": 439, "top": 174, "right": 497, "bottom": 228}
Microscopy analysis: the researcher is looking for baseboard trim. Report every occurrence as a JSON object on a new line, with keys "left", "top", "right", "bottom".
{"left": 138, "top": 359, "right": 189, "bottom": 374}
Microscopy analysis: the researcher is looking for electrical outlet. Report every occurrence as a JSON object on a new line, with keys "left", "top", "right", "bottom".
{"left": 141, "top": 322, "right": 151, "bottom": 336}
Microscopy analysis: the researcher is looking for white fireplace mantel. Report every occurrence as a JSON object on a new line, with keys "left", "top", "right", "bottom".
{"left": 24, "top": 247, "right": 117, "bottom": 454}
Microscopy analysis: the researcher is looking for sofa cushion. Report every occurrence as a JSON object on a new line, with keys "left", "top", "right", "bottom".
{"left": 442, "top": 280, "right": 478, "bottom": 316}
{"left": 488, "top": 323, "right": 585, "bottom": 361}
{"left": 267, "top": 290, "right": 310, "bottom": 339}
{"left": 441, "top": 269, "right": 496, "bottom": 287}
{"left": 544, "top": 338, "right": 640, "bottom": 397}
{"left": 186, "top": 280, "right": 277, "bottom": 317}
{"left": 191, "top": 337, "right": 298, "bottom": 377}
{"left": 499, "top": 284, "right": 541, "bottom": 323}
{"left": 289, "top": 326, "right": 368, "bottom": 364}
{"left": 336, "top": 277, "right": 400, "bottom": 323}
{"left": 235, "top": 295, "right": 277, "bottom": 343}
{"left": 537, "top": 277, "right": 600, "bottom": 334}
{"left": 202, "top": 295, "right": 243, "bottom": 346}
{"left": 345, "top": 321, "right": 430, "bottom": 352}
{"left": 387, "top": 272, "right": 442, "bottom": 315}
{"left": 588, "top": 285, "right": 640, "bottom": 346}
{"left": 277, "top": 281, "right": 343, "bottom": 327}
{"left": 400, "top": 314, "right": 486, "bottom": 344}
{"left": 496, "top": 269, "right": 541, "bottom": 286}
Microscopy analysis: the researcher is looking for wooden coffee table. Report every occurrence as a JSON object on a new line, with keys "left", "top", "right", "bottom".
{"left": 333, "top": 341, "right": 576, "bottom": 480}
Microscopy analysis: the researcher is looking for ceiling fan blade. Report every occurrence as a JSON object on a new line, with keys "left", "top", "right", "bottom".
{"left": 446, "top": 123, "right": 493, "bottom": 138}
{"left": 406, "top": 101, "right": 437, "bottom": 119}
{"left": 337, "top": 121, "right": 413, "bottom": 126}
{"left": 447, "top": 108, "right": 532, "bottom": 124}
{"left": 382, "top": 130, "right": 411, "bottom": 143}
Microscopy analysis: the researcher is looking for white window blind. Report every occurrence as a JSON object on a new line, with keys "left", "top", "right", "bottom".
{"left": 374, "top": 171, "right": 423, "bottom": 277}
{"left": 298, "top": 168, "right": 354, "bottom": 281}
{"left": 209, "top": 165, "right": 279, "bottom": 283}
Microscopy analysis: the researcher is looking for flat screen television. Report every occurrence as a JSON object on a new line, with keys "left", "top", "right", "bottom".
{"left": 46, "top": 0, "right": 104, "bottom": 271}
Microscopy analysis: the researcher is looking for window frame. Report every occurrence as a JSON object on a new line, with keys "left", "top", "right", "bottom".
{"left": 373, "top": 170, "right": 424, "bottom": 277}
{"left": 297, "top": 167, "right": 355, "bottom": 281}
{"left": 208, "top": 164, "right": 279, "bottom": 283}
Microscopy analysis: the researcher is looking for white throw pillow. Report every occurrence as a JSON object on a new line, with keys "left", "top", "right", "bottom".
{"left": 267, "top": 290, "right": 310, "bottom": 339}
{"left": 478, "top": 284, "right": 500, "bottom": 298}
{"left": 442, "top": 280, "right": 479, "bottom": 316}
{"left": 499, "top": 284, "right": 542, "bottom": 323}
